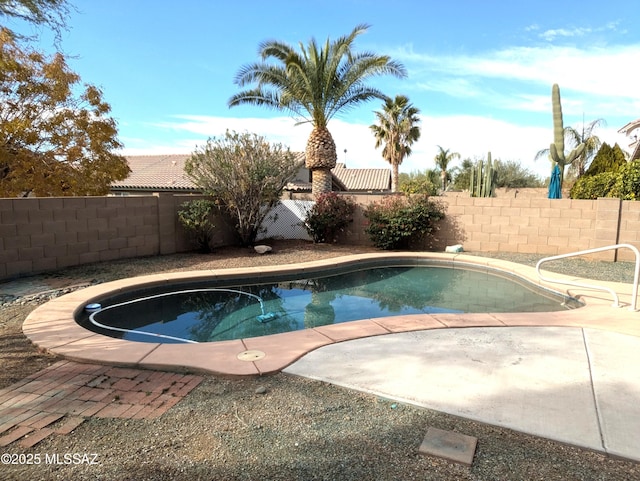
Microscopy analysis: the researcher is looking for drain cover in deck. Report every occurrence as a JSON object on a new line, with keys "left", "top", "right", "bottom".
{"left": 237, "top": 350, "right": 266, "bottom": 361}
{"left": 418, "top": 426, "right": 477, "bottom": 466}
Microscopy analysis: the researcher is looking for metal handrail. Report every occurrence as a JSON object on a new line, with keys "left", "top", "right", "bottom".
{"left": 536, "top": 243, "right": 640, "bottom": 311}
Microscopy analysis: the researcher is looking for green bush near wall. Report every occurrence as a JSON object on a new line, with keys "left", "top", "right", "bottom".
{"left": 177, "top": 199, "right": 217, "bottom": 252}
{"left": 364, "top": 195, "right": 445, "bottom": 250}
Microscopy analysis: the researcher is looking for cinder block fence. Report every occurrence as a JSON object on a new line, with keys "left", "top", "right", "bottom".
{"left": 1, "top": 192, "right": 639, "bottom": 281}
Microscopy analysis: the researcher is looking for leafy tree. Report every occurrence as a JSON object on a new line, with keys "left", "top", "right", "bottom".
{"left": 228, "top": 24, "right": 406, "bottom": 195}
{"left": 398, "top": 169, "right": 439, "bottom": 195}
{"left": 370, "top": 95, "right": 421, "bottom": 192}
{"left": 0, "top": 28, "right": 129, "bottom": 196}
{"left": 184, "top": 130, "right": 301, "bottom": 246}
{"left": 493, "top": 160, "right": 544, "bottom": 188}
{"left": 452, "top": 158, "right": 474, "bottom": 190}
{"left": 433, "top": 146, "right": 460, "bottom": 192}
{"left": 582, "top": 142, "right": 627, "bottom": 177}
{"left": 0, "top": 0, "right": 72, "bottom": 42}
{"left": 453, "top": 157, "right": 542, "bottom": 190}
{"left": 177, "top": 199, "right": 216, "bottom": 253}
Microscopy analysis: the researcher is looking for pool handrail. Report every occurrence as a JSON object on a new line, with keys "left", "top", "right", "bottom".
{"left": 535, "top": 243, "right": 640, "bottom": 311}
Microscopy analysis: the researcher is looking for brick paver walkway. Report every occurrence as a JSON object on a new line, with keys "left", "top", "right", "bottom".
{"left": 0, "top": 361, "right": 202, "bottom": 448}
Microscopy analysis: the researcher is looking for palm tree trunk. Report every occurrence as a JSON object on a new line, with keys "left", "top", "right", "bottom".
{"left": 441, "top": 170, "right": 447, "bottom": 192}
{"left": 311, "top": 168, "right": 333, "bottom": 194}
{"left": 391, "top": 163, "right": 399, "bottom": 192}
{"left": 305, "top": 126, "right": 337, "bottom": 195}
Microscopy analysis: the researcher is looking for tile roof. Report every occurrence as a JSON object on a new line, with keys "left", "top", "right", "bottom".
{"left": 111, "top": 155, "right": 197, "bottom": 191}
{"left": 331, "top": 163, "right": 391, "bottom": 191}
{"left": 111, "top": 153, "right": 390, "bottom": 193}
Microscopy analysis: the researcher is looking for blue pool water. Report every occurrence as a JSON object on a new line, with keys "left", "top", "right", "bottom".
{"left": 78, "top": 264, "right": 579, "bottom": 344}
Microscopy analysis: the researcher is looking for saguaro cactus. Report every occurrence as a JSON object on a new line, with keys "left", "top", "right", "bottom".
{"left": 549, "top": 84, "right": 585, "bottom": 187}
{"left": 470, "top": 152, "right": 496, "bottom": 197}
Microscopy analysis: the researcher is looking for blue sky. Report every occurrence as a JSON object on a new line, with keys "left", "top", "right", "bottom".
{"left": 10, "top": 0, "right": 640, "bottom": 179}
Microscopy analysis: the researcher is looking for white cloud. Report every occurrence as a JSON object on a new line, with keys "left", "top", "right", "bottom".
{"left": 539, "top": 21, "right": 622, "bottom": 42}
{"left": 397, "top": 43, "right": 640, "bottom": 105}
{"left": 152, "top": 115, "right": 313, "bottom": 151}
{"left": 539, "top": 27, "right": 592, "bottom": 42}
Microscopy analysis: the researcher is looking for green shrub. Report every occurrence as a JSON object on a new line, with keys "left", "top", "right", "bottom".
{"left": 304, "top": 192, "right": 356, "bottom": 243}
{"left": 610, "top": 160, "right": 640, "bottom": 200}
{"left": 570, "top": 160, "right": 640, "bottom": 200}
{"left": 399, "top": 177, "right": 438, "bottom": 195}
{"left": 583, "top": 142, "right": 627, "bottom": 177}
{"left": 177, "top": 199, "right": 216, "bottom": 252}
{"left": 569, "top": 171, "right": 618, "bottom": 199}
{"left": 364, "top": 195, "right": 445, "bottom": 250}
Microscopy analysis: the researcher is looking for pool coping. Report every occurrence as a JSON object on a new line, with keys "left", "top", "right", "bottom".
{"left": 22, "top": 252, "right": 640, "bottom": 376}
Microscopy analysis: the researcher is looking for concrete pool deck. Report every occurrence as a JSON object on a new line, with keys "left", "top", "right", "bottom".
{"left": 18, "top": 252, "right": 640, "bottom": 461}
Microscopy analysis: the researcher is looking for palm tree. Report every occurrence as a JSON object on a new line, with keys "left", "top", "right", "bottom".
{"left": 565, "top": 118, "right": 606, "bottom": 177}
{"left": 370, "top": 95, "right": 421, "bottom": 192}
{"left": 228, "top": 24, "right": 407, "bottom": 195}
{"left": 433, "top": 146, "right": 460, "bottom": 192}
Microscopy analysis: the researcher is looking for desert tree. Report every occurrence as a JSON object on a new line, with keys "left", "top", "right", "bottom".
{"left": 228, "top": 24, "right": 406, "bottom": 195}
{"left": 184, "top": 130, "right": 302, "bottom": 246}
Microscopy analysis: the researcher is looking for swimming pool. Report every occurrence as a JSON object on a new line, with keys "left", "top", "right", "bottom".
{"left": 76, "top": 261, "right": 581, "bottom": 344}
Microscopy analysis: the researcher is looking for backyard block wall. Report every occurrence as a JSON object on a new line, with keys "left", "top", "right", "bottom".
{"left": 291, "top": 193, "right": 638, "bottom": 263}
{"left": 0, "top": 194, "right": 234, "bottom": 280}
{"left": 2, "top": 192, "right": 639, "bottom": 281}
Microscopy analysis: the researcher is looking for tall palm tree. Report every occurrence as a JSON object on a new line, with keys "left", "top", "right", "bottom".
{"left": 228, "top": 24, "right": 407, "bottom": 195}
{"left": 433, "top": 146, "right": 460, "bottom": 192}
{"left": 370, "top": 95, "right": 421, "bottom": 192}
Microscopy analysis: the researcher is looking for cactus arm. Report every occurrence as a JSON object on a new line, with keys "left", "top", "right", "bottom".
{"left": 550, "top": 143, "right": 561, "bottom": 166}
{"left": 566, "top": 143, "right": 585, "bottom": 165}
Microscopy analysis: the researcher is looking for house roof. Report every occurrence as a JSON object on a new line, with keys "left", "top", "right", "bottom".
{"left": 331, "top": 163, "right": 391, "bottom": 191}
{"left": 618, "top": 119, "right": 640, "bottom": 136}
{"left": 111, "top": 155, "right": 196, "bottom": 191}
{"left": 111, "top": 154, "right": 390, "bottom": 193}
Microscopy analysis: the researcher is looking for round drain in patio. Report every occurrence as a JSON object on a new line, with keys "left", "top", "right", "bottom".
{"left": 237, "top": 350, "right": 266, "bottom": 361}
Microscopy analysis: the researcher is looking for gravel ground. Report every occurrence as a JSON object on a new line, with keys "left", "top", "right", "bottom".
{"left": 1, "top": 241, "right": 639, "bottom": 480}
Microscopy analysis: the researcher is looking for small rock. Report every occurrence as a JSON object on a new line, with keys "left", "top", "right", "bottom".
{"left": 255, "top": 386, "right": 267, "bottom": 395}
{"left": 254, "top": 245, "right": 272, "bottom": 255}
